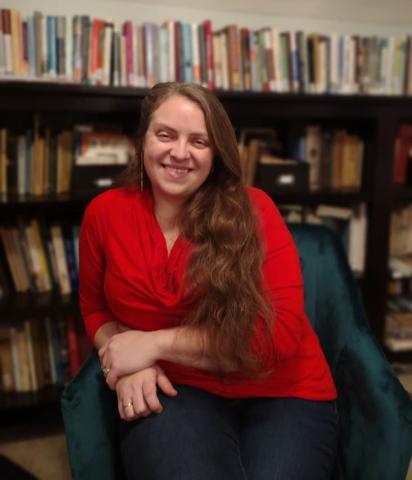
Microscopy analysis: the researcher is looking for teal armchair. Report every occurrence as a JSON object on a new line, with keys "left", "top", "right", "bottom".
{"left": 62, "top": 224, "right": 412, "bottom": 479}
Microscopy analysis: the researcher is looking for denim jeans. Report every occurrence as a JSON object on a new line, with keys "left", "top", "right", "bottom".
{"left": 119, "top": 384, "right": 339, "bottom": 480}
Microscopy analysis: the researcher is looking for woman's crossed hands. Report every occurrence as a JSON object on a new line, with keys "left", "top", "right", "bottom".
{"left": 116, "top": 364, "right": 178, "bottom": 421}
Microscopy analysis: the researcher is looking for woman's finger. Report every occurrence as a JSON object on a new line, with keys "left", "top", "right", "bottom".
{"left": 142, "top": 381, "right": 163, "bottom": 414}
{"left": 133, "top": 388, "right": 151, "bottom": 419}
{"left": 156, "top": 369, "right": 178, "bottom": 397}
{"left": 122, "top": 398, "right": 136, "bottom": 421}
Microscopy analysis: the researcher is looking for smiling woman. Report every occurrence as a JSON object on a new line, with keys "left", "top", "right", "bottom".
{"left": 143, "top": 95, "right": 214, "bottom": 204}
{"left": 79, "top": 82, "right": 338, "bottom": 480}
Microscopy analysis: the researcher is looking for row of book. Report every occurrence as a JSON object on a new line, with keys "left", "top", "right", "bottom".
{"left": 0, "top": 218, "right": 80, "bottom": 297}
{"left": 389, "top": 204, "right": 412, "bottom": 278}
{"left": 0, "top": 314, "right": 90, "bottom": 392}
{"left": 2, "top": 8, "right": 412, "bottom": 95}
{"left": 279, "top": 203, "right": 367, "bottom": 275}
{"left": 386, "top": 205, "right": 412, "bottom": 351}
{"left": 239, "top": 127, "right": 364, "bottom": 192}
{"left": 385, "top": 291, "right": 412, "bottom": 352}
{"left": 0, "top": 126, "right": 131, "bottom": 195}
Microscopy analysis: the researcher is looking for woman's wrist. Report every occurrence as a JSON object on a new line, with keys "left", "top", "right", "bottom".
{"left": 151, "top": 329, "right": 174, "bottom": 363}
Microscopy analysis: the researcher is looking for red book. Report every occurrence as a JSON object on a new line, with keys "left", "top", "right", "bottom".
{"left": 124, "top": 21, "right": 134, "bottom": 86}
{"left": 393, "top": 125, "right": 412, "bottom": 184}
{"left": 203, "top": 20, "right": 214, "bottom": 90}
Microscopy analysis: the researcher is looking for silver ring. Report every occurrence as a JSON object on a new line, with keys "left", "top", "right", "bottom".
{"left": 102, "top": 367, "right": 110, "bottom": 377}
{"left": 123, "top": 401, "right": 133, "bottom": 408}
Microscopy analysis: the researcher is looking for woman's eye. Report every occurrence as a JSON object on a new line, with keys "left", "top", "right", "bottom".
{"left": 158, "top": 132, "right": 170, "bottom": 140}
{"left": 194, "top": 139, "right": 208, "bottom": 148}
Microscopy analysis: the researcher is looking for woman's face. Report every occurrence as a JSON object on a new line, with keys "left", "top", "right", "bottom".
{"left": 143, "top": 95, "right": 214, "bottom": 205}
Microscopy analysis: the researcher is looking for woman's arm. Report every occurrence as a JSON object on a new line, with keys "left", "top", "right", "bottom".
{"left": 101, "top": 326, "right": 237, "bottom": 389}
{"left": 94, "top": 321, "right": 130, "bottom": 350}
{"left": 79, "top": 198, "right": 119, "bottom": 341}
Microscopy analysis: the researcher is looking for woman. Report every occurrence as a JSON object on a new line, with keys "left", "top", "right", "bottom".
{"left": 79, "top": 82, "right": 338, "bottom": 480}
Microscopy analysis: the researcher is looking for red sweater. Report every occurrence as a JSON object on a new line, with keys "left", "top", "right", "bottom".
{"left": 79, "top": 186, "right": 337, "bottom": 400}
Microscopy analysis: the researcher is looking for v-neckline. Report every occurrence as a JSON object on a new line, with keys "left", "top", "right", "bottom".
{"left": 143, "top": 190, "right": 183, "bottom": 261}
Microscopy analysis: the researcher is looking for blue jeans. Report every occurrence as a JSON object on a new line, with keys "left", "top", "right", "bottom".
{"left": 119, "top": 384, "right": 339, "bottom": 480}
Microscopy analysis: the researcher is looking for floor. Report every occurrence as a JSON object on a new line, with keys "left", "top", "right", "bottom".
{"left": 0, "top": 407, "right": 71, "bottom": 480}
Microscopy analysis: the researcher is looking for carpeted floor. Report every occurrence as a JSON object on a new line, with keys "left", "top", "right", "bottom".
{"left": 0, "top": 434, "right": 70, "bottom": 480}
{"left": 0, "top": 407, "right": 71, "bottom": 480}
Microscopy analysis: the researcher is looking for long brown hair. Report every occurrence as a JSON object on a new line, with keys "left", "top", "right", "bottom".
{"left": 121, "top": 82, "right": 274, "bottom": 378}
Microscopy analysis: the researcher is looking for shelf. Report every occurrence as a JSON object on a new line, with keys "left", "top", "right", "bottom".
{"left": 269, "top": 189, "right": 370, "bottom": 205}
{"left": 0, "top": 384, "right": 63, "bottom": 412}
{"left": 2, "top": 79, "right": 412, "bottom": 118}
{"left": 0, "top": 291, "right": 79, "bottom": 321}
{"left": 384, "top": 336, "right": 412, "bottom": 352}
{"left": 392, "top": 186, "right": 412, "bottom": 202}
{"left": 1, "top": 78, "right": 412, "bottom": 104}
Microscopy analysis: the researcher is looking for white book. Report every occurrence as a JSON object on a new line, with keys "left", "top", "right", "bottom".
{"left": 385, "top": 336, "right": 412, "bottom": 352}
{"left": 329, "top": 33, "right": 339, "bottom": 93}
{"left": 130, "top": 21, "right": 137, "bottom": 87}
{"left": 3, "top": 28, "right": 12, "bottom": 75}
{"left": 348, "top": 203, "right": 367, "bottom": 275}
{"left": 386, "top": 36, "right": 396, "bottom": 95}
{"left": 163, "top": 20, "right": 175, "bottom": 82}
{"left": 0, "top": 22, "right": 4, "bottom": 76}
{"left": 271, "top": 28, "right": 282, "bottom": 92}
{"left": 316, "top": 204, "right": 353, "bottom": 220}
{"left": 50, "top": 225, "right": 71, "bottom": 295}
{"left": 159, "top": 25, "right": 169, "bottom": 83}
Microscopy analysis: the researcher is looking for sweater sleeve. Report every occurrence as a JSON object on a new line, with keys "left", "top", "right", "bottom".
{"left": 79, "top": 197, "right": 117, "bottom": 342}
{"left": 250, "top": 189, "right": 306, "bottom": 366}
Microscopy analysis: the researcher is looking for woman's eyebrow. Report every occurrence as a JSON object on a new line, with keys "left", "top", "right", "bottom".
{"left": 153, "top": 122, "right": 209, "bottom": 138}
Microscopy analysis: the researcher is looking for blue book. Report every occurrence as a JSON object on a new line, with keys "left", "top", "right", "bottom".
{"left": 27, "top": 17, "right": 36, "bottom": 78}
{"left": 47, "top": 16, "right": 57, "bottom": 77}
{"left": 182, "top": 23, "right": 193, "bottom": 83}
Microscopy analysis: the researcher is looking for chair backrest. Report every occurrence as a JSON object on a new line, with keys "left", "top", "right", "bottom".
{"left": 62, "top": 223, "right": 412, "bottom": 480}
{"left": 289, "top": 224, "right": 412, "bottom": 480}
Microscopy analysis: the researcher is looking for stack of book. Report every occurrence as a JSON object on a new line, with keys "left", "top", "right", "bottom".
{"left": 385, "top": 294, "right": 412, "bottom": 351}
{"left": 389, "top": 204, "right": 412, "bottom": 278}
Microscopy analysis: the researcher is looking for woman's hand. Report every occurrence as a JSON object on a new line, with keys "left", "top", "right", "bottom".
{"left": 99, "top": 330, "right": 160, "bottom": 389}
{"left": 116, "top": 364, "right": 178, "bottom": 421}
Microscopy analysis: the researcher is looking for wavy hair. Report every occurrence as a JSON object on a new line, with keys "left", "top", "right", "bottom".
{"left": 121, "top": 82, "right": 274, "bottom": 378}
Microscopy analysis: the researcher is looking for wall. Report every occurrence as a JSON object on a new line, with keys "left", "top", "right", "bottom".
{"left": 2, "top": 0, "right": 412, "bottom": 37}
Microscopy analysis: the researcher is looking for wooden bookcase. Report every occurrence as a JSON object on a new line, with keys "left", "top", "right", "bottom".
{"left": 1, "top": 80, "right": 412, "bottom": 411}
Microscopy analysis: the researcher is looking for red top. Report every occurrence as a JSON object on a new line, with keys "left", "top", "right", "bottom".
{"left": 79, "top": 186, "right": 337, "bottom": 400}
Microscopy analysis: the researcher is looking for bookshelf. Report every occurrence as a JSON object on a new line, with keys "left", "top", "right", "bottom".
{"left": 0, "top": 81, "right": 409, "bottom": 335}
{"left": 1, "top": 4, "right": 412, "bottom": 410}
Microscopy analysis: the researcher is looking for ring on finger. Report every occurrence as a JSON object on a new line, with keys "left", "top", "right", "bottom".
{"left": 123, "top": 401, "right": 133, "bottom": 408}
{"left": 102, "top": 367, "right": 110, "bottom": 377}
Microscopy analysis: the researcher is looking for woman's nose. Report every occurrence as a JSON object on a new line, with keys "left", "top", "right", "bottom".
{"left": 170, "top": 139, "right": 189, "bottom": 160}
